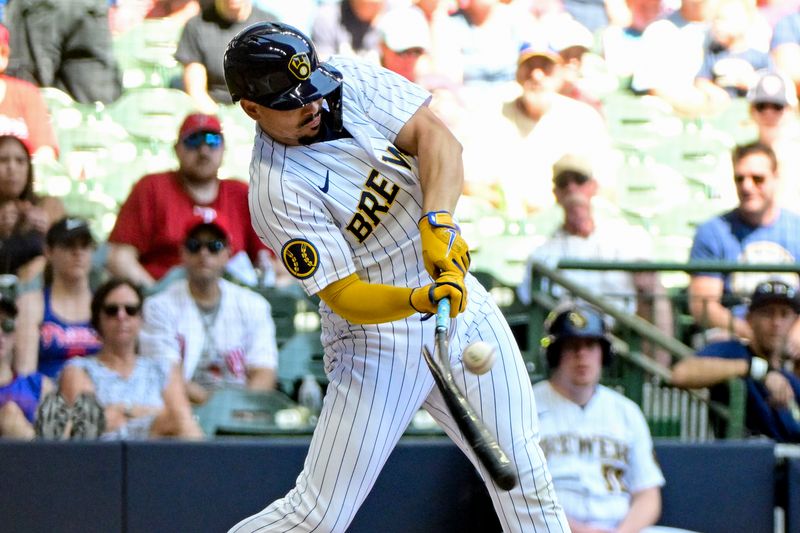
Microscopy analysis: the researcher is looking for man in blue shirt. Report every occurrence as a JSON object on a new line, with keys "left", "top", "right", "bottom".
{"left": 672, "top": 280, "right": 800, "bottom": 442}
{"left": 688, "top": 142, "right": 800, "bottom": 345}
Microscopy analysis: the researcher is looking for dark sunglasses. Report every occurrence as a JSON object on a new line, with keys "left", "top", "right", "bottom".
{"left": 734, "top": 173, "right": 767, "bottom": 185}
{"left": 184, "top": 238, "right": 226, "bottom": 254}
{"left": 554, "top": 171, "right": 590, "bottom": 189}
{"left": 0, "top": 318, "right": 14, "bottom": 334}
{"left": 102, "top": 304, "right": 141, "bottom": 318}
{"left": 754, "top": 102, "right": 786, "bottom": 113}
{"left": 182, "top": 132, "right": 223, "bottom": 150}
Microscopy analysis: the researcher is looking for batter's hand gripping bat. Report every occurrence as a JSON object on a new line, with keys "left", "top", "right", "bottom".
{"left": 421, "top": 298, "right": 518, "bottom": 491}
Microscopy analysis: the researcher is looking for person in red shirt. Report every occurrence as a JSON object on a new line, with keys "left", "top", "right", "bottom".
{"left": 106, "top": 113, "right": 271, "bottom": 290}
{"left": 0, "top": 24, "right": 58, "bottom": 158}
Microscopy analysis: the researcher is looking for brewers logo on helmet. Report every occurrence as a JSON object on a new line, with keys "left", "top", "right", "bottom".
{"left": 224, "top": 22, "right": 343, "bottom": 129}
{"left": 541, "top": 304, "right": 613, "bottom": 369}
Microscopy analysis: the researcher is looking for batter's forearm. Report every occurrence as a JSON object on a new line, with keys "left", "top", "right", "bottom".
{"left": 395, "top": 107, "right": 463, "bottom": 213}
{"left": 418, "top": 128, "right": 463, "bottom": 213}
{"left": 318, "top": 274, "right": 416, "bottom": 324}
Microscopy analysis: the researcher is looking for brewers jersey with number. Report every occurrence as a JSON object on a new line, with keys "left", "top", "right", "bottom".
{"left": 533, "top": 380, "right": 665, "bottom": 530}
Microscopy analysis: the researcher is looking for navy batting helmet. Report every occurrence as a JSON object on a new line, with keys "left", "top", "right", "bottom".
{"left": 540, "top": 305, "right": 613, "bottom": 369}
{"left": 224, "top": 22, "right": 343, "bottom": 126}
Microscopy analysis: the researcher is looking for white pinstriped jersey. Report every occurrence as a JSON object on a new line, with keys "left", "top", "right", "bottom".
{"left": 139, "top": 278, "right": 278, "bottom": 385}
{"left": 532, "top": 380, "right": 665, "bottom": 530}
{"left": 249, "top": 56, "right": 431, "bottom": 315}
{"left": 233, "top": 55, "right": 570, "bottom": 533}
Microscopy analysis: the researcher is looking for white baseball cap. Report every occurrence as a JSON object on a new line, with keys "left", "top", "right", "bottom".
{"left": 747, "top": 71, "right": 798, "bottom": 107}
{"left": 379, "top": 7, "right": 430, "bottom": 53}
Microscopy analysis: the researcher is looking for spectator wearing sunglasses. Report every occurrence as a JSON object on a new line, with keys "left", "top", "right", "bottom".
{"left": 746, "top": 72, "right": 800, "bottom": 206}
{"left": 673, "top": 280, "right": 800, "bottom": 442}
{"left": 106, "top": 113, "right": 273, "bottom": 292}
{"left": 688, "top": 142, "right": 800, "bottom": 349}
{"left": 0, "top": 294, "right": 55, "bottom": 439}
{"left": 14, "top": 217, "right": 102, "bottom": 379}
{"left": 518, "top": 154, "right": 673, "bottom": 366}
{"left": 139, "top": 215, "right": 278, "bottom": 405}
{"left": 52, "top": 278, "right": 203, "bottom": 440}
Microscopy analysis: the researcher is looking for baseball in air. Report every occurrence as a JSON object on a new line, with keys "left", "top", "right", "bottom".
{"left": 462, "top": 341, "right": 496, "bottom": 375}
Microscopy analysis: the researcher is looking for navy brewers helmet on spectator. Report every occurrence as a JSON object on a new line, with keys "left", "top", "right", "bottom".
{"left": 541, "top": 304, "right": 613, "bottom": 369}
{"left": 224, "top": 22, "right": 343, "bottom": 129}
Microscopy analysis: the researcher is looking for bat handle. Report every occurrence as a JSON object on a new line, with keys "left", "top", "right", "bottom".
{"left": 436, "top": 298, "right": 450, "bottom": 330}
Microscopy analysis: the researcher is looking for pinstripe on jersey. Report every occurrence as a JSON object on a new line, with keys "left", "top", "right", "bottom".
{"left": 232, "top": 57, "right": 568, "bottom": 533}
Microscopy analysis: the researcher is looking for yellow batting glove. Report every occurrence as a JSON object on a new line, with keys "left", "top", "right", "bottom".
{"left": 409, "top": 271, "right": 468, "bottom": 318}
{"left": 417, "top": 211, "right": 471, "bottom": 278}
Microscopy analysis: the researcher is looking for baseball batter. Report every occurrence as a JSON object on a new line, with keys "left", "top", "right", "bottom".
{"left": 224, "top": 22, "right": 568, "bottom": 533}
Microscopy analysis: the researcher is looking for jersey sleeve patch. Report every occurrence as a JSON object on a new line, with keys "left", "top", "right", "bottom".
{"left": 281, "top": 239, "right": 320, "bottom": 279}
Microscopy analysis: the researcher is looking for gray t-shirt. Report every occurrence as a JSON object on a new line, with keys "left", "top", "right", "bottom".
{"left": 175, "top": 5, "right": 276, "bottom": 103}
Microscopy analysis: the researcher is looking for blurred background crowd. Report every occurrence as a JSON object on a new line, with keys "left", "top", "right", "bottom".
{"left": 0, "top": 0, "right": 798, "bottom": 451}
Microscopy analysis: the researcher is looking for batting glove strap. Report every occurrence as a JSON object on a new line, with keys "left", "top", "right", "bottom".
{"left": 419, "top": 210, "right": 461, "bottom": 232}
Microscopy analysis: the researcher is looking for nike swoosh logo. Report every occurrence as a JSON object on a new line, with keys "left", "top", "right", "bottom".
{"left": 446, "top": 229, "right": 456, "bottom": 256}
{"left": 319, "top": 171, "right": 329, "bottom": 193}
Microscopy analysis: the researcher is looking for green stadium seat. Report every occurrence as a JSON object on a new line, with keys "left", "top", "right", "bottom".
{"left": 113, "top": 18, "right": 184, "bottom": 89}
{"left": 602, "top": 92, "right": 683, "bottom": 153}
{"left": 192, "top": 388, "right": 303, "bottom": 436}
{"left": 107, "top": 88, "right": 196, "bottom": 143}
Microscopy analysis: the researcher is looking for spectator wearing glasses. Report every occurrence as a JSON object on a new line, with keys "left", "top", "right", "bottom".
{"left": 14, "top": 217, "right": 101, "bottom": 379}
{"left": 673, "top": 280, "right": 800, "bottom": 442}
{"left": 518, "top": 154, "right": 673, "bottom": 366}
{"left": 688, "top": 142, "right": 800, "bottom": 349}
{"left": 0, "top": 294, "right": 55, "bottom": 439}
{"left": 106, "top": 113, "right": 272, "bottom": 292}
{"left": 746, "top": 71, "right": 800, "bottom": 207}
{"left": 51, "top": 278, "right": 203, "bottom": 440}
{"left": 139, "top": 215, "right": 278, "bottom": 405}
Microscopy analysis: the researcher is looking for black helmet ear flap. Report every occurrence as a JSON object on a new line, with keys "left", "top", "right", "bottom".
{"left": 320, "top": 66, "right": 343, "bottom": 132}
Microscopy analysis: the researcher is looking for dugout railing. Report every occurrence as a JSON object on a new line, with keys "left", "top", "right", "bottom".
{"left": 525, "top": 259, "right": 754, "bottom": 441}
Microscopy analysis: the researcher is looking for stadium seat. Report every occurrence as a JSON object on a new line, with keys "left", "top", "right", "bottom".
{"left": 192, "top": 388, "right": 302, "bottom": 436}
{"left": 107, "top": 88, "right": 196, "bottom": 143}
{"left": 602, "top": 91, "right": 683, "bottom": 153}
{"left": 113, "top": 18, "right": 184, "bottom": 89}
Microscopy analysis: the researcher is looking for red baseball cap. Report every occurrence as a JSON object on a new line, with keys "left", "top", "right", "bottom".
{"left": 178, "top": 113, "right": 222, "bottom": 141}
{"left": 184, "top": 211, "right": 232, "bottom": 243}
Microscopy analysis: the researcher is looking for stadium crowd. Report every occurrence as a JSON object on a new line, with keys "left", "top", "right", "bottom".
{"left": 0, "top": 1, "right": 798, "bottom": 528}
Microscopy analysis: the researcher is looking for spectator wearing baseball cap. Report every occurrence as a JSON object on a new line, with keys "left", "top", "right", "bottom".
{"left": 107, "top": 112, "right": 274, "bottom": 292}
{"left": 140, "top": 213, "right": 279, "bottom": 405}
{"left": 745, "top": 71, "right": 800, "bottom": 207}
{"left": 378, "top": 7, "right": 431, "bottom": 83}
{"left": 0, "top": 23, "right": 58, "bottom": 159}
{"left": 15, "top": 217, "right": 102, "bottom": 380}
{"left": 459, "top": 37, "right": 613, "bottom": 218}
{"left": 518, "top": 152, "right": 673, "bottom": 366}
{"left": 673, "top": 279, "right": 800, "bottom": 442}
